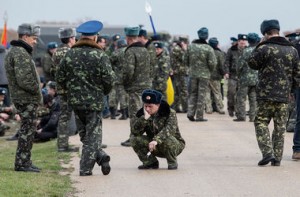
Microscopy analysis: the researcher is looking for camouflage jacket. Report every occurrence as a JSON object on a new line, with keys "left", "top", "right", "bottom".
{"left": 131, "top": 100, "right": 185, "bottom": 146}
{"left": 145, "top": 40, "right": 157, "bottom": 84}
{"left": 41, "top": 51, "right": 55, "bottom": 82}
{"left": 185, "top": 39, "right": 217, "bottom": 79}
{"left": 110, "top": 47, "right": 126, "bottom": 85}
{"left": 5, "top": 40, "right": 42, "bottom": 105}
{"left": 123, "top": 42, "right": 152, "bottom": 93}
{"left": 153, "top": 50, "right": 171, "bottom": 93}
{"left": 211, "top": 47, "right": 226, "bottom": 80}
{"left": 224, "top": 44, "right": 244, "bottom": 80}
{"left": 53, "top": 44, "right": 70, "bottom": 94}
{"left": 170, "top": 44, "right": 188, "bottom": 76}
{"left": 248, "top": 36, "right": 300, "bottom": 103}
{"left": 237, "top": 45, "right": 258, "bottom": 87}
{"left": 56, "top": 38, "right": 115, "bottom": 111}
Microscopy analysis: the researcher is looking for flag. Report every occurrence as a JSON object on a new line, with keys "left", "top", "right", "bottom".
{"left": 166, "top": 77, "right": 174, "bottom": 105}
{"left": 1, "top": 15, "right": 7, "bottom": 48}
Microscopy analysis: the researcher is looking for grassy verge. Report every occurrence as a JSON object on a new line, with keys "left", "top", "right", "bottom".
{"left": 0, "top": 138, "right": 75, "bottom": 197}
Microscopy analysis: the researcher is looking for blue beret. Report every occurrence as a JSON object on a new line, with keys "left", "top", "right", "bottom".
{"left": 260, "top": 19, "right": 280, "bottom": 35}
{"left": 47, "top": 42, "right": 58, "bottom": 49}
{"left": 139, "top": 29, "right": 147, "bottom": 37}
{"left": 142, "top": 89, "right": 162, "bottom": 104}
{"left": 197, "top": 27, "right": 209, "bottom": 39}
{"left": 153, "top": 41, "right": 164, "bottom": 48}
{"left": 208, "top": 37, "right": 219, "bottom": 47}
{"left": 238, "top": 34, "right": 247, "bottom": 40}
{"left": 247, "top": 33, "right": 260, "bottom": 44}
{"left": 0, "top": 87, "right": 7, "bottom": 95}
{"left": 77, "top": 20, "right": 103, "bottom": 36}
{"left": 124, "top": 27, "right": 140, "bottom": 37}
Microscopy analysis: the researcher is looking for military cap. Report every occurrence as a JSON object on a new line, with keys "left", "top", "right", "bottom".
{"left": 17, "top": 23, "right": 40, "bottom": 36}
{"left": 77, "top": 20, "right": 103, "bottom": 36}
{"left": 0, "top": 87, "right": 7, "bottom": 95}
{"left": 124, "top": 26, "right": 140, "bottom": 37}
{"left": 142, "top": 89, "right": 162, "bottom": 104}
{"left": 247, "top": 33, "right": 260, "bottom": 44}
{"left": 47, "top": 42, "right": 58, "bottom": 49}
{"left": 48, "top": 81, "right": 56, "bottom": 89}
{"left": 197, "top": 27, "right": 209, "bottom": 40}
{"left": 230, "top": 37, "right": 238, "bottom": 42}
{"left": 117, "top": 39, "right": 127, "bottom": 48}
{"left": 40, "top": 76, "right": 45, "bottom": 84}
{"left": 151, "top": 34, "right": 161, "bottom": 41}
{"left": 58, "top": 28, "right": 76, "bottom": 39}
{"left": 208, "top": 37, "right": 219, "bottom": 48}
{"left": 179, "top": 36, "right": 189, "bottom": 43}
{"left": 153, "top": 42, "right": 164, "bottom": 49}
{"left": 260, "top": 19, "right": 280, "bottom": 35}
{"left": 139, "top": 29, "right": 147, "bottom": 37}
{"left": 238, "top": 34, "right": 247, "bottom": 40}
{"left": 285, "top": 32, "right": 300, "bottom": 41}
{"left": 112, "top": 34, "right": 121, "bottom": 41}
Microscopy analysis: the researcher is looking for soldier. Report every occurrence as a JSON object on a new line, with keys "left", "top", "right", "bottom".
{"left": 5, "top": 23, "right": 42, "bottom": 172}
{"left": 53, "top": 27, "right": 77, "bottom": 152}
{"left": 56, "top": 20, "right": 115, "bottom": 176}
{"left": 41, "top": 42, "right": 58, "bottom": 83}
{"left": 170, "top": 36, "right": 189, "bottom": 113}
{"left": 186, "top": 27, "right": 217, "bottom": 122}
{"left": 0, "top": 88, "right": 11, "bottom": 136}
{"left": 131, "top": 89, "right": 185, "bottom": 170}
{"left": 205, "top": 37, "right": 225, "bottom": 114}
{"left": 248, "top": 19, "right": 300, "bottom": 166}
{"left": 224, "top": 34, "right": 248, "bottom": 117}
{"left": 110, "top": 39, "right": 129, "bottom": 120}
{"left": 120, "top": 26, "right": 152, "bottom": 147}
{"left": 234, "top": 33, "right": 260, "bottom": 122}
{"left": 152, "top": 41, "right": 171, "bottom": 99}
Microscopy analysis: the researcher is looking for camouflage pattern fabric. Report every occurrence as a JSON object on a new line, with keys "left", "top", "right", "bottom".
{"left": 145, "top": 40, "right": 157, "bottom": 84}
{"left": 41, "top": 51, "right": 55, "bottom": 82}
{"left": 128, "top": 92, "right": 142, "bottom": 127}
{"left": 286, "top": 98, "right": 296, "bottom": 132}
{"left": 116, "top": 85, "right": 128, "bottom": 110}
{"left": 130, "top": 101, "right": 185, "bottom": 166}
{"left": 170, "top": 44, "right": 188, "bottom": 112}
{"left": 153, "top": 50, "right": 171, "bottom": 98}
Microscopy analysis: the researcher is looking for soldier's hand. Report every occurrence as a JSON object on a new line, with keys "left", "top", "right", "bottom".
{"left": 144, "top": 107, "right": 151, "bottom": 120}
{"left": 149, "top": 141, "right": 158, "bottom": 152}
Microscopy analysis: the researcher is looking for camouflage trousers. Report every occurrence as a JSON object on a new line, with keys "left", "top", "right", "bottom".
{"left": 235, "top": 85, "right": 256, "bottom": 120}
{"left": 254, "top": 101, "right": 288, "bottom": 160}
{"left": 116, "top": 85, "right": 129, "bottom": 110}
{"left": 14, "top": 103, "right": 38, "bottom": 168}
{"left": 57, "top": 95, "right": 72, "bottom": 149}
{"left": 205, "top": 79, "right": 224, "bottom": 113}
{"left": 227, "top": 79, "right": 238, "bottom": 114}
{"left": 108, "top": 86, "right": 117, "bottom": 108}
{"left": 172, "top": 75, "right": 188, "bottom": 112}
{"left": 187, "top": 77, "right": 209, "bottom": 119}
{"left": 75, "top": 109, "right": 107, "bottom": 174}
{"left": 286, "top": 97, "right": 296, "bottom": 132}
{"left": 128, "top": 92, "right": 143, "bottom": 127}
{"left": 130, "top": 135, "right": 185, "bottom": 166}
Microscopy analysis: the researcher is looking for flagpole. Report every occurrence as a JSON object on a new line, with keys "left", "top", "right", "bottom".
{"left": 145, "top": 1, "right": 157, "bottom": 36}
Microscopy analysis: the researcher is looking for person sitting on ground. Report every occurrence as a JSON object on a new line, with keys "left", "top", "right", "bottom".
{"left": 130, "top": 89, "right": 185, "bottom": 170}
{"left": 34, "top": 94, "right": 60, "bottom": 142}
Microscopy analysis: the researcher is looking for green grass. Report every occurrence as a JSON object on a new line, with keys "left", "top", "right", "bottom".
{"left": 0, "top": 138, "right": 75, "bottom": 197}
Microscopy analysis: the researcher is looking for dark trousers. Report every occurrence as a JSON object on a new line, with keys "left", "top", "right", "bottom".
{"left": 293, "top": 88, "right": 300, "bottom": 152}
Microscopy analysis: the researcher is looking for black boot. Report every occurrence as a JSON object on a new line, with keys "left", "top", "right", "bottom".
{"left": 109, "top": 107, "right": 116, "bottom": 119}
{"left": 119, "top": 109, "right": 128, "bottom": 120}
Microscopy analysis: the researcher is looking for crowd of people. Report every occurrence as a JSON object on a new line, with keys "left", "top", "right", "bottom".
{"left": 1, "top": 18, "right": 300, "bottom": 175}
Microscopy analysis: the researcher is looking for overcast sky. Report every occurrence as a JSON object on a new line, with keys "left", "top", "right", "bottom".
{"left": 1, "top": 0, "right": 299, "bottom": 46}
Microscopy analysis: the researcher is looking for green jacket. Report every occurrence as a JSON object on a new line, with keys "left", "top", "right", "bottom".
{"left": 170, "top": 44, "right": 188, "bottom": 76}
{"left": 5, "top": 40, "right": 42, "bottom": 105}
{"left": 153, "top": 50, "right": 171, "bottom": 93}
{"left": 56, "top": 38, "right": 115, "bottom": 111}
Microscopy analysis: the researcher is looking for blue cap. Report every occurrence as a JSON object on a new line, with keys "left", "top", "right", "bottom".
{"left": 153, "top": 41, "right": 164, "bottom": 49}
{"left": 247, "top": 33, "right": 260, "bottom": 44}
{"left": 197, "top": 27, "right": 209, "bottom": 39}
{"left": 124, "top": 27, "right": 140, "bottom": 37}
{"left": 142, "top": 89, "right": 162, "bottom": 104}
{"left": 117, "top": 39, "right": 127, "bottom": 48}
{"left": 208, "top": 37, "right": 219, "bottom": 48}
{"left": 47, "top": 42, "right": 58, "bottom": 49}
{"left": 77, "top": 20, "right": 103, "bottom": 36}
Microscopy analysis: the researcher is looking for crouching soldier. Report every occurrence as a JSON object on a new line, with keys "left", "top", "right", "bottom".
{"left": 130, "top": 89, "right": 185, "bottom": 170}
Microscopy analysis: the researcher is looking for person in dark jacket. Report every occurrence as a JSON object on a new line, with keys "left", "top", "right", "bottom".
{"left": 248, "top": 19, "right": 300, "bottom": 166}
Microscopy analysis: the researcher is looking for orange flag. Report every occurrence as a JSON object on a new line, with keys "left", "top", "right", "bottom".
{"left": 1, "top": 13, "right": 7, "bottom": 48}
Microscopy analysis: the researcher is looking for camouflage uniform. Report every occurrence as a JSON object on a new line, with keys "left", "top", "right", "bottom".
{"left": 153, "top": 50, "right": 171, "bottom": 99}
{"left": 170, "top": 44, "right": 188, "bottom": 112}
{"left": 123, "top": 41, "right": 152, "bottom": 133}
{"left": 236, "top": 45, "right": 258, "bottom": 121}
{"left": 145, "top": 40, "right": 156, "bottom": 85}
{"left": 205, "top": 47, "right": 225, "bottom": 113}
{"left": 53, "top": 44, "right": 73, "bottom": 150}
{"left": 130, "top": 100, "right": 185, "bottom": 167}
{"left": 186, "top": 39, "right": 217, "bottom": 120}
{"left": 224, "top": 45, "right": 244, "bottom": 116}
{"left": 5, "top": 39, "right": 42, "bottom": 169}
{"left": 248, "top": 36, "right": 300, "bottom": 161}
{"left": 56, "top": 38, "right": 115, "bottom": 174}
{"left": 41, "top": 51, "right": 55, "bottom": 82}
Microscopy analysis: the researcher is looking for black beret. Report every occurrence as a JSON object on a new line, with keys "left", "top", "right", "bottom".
{"left": 142, "top": 89, "right": 162, "bottom": 104}
{"left": 238, "top": 34, "right": 247, "bottom": 40}
{"left": 260, "top": 19, "right": 280, "bottom": 35}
